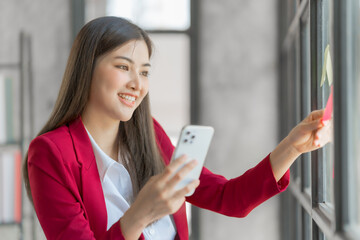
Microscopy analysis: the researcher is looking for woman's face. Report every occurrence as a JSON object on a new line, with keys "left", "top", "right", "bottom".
{"left": 88, "top": 40, "right": 150, "bottom": 122}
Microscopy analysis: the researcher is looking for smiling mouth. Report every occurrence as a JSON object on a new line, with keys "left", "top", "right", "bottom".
{"left": 118, "top": 93, "right": 137, "bottom": 107}
{"left": 118, "top": 93, "right": 136, "bottom": 102}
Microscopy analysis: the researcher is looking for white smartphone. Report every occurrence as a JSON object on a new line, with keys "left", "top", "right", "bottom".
{"left": 171, "top": 125, "right": 214, "bottom": 196}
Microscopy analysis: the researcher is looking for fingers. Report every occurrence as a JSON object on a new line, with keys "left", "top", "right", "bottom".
{"left": 313, "top": 120, "right": 333, "bottom": 147}
{"left": 166, "top": 159, "right": 198, "bottom": 190}
{"left": 308, "top": 109, "right": 325, "bottom": 121}
{"left": 134, "top": 156, "right": 200, "bottom": 223}
{"left": 173, "top": 179, "right": 200, "bottom": 199}
{"left": 161, "top": 155, "right": 188, "bottom": 181}
{"left": 302, "top": 118, "right": 323, "bottom": 132}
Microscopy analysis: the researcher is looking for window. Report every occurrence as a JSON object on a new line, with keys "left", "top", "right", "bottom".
{"left": 279, "top": 0, "right": 360, "bottom": 239}
{"left": 106, "top": 0, "right": 190, "bottom": 30}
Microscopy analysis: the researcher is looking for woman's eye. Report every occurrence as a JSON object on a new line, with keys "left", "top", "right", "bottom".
{"left": 140, "top": 71, "right": 150, "bottom": 77}
{"left": 116, "top": 65, "right": 129, "bottom": 71}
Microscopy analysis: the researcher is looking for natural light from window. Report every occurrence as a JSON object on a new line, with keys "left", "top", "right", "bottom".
{"left": 106, "top": 0, "right": 190, "bottom": 30}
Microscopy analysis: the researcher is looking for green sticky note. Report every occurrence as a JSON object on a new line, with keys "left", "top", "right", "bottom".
{"left": 320, "top": 45, "right": 329, "bottom": 87}
{"left": 320, "top": 44, "right": 333, "bottom": 87}
{"left": 326, "top": 48, "right": 333, "bottom": 86}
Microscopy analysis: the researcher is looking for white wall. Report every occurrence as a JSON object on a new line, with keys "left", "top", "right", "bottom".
{"left": 198, "top": 0, "right": 281, "bottom": 239}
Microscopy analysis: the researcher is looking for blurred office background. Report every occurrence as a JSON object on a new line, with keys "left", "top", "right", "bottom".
{"left": 0, "top": 0, "right": 359, "bottom": 240}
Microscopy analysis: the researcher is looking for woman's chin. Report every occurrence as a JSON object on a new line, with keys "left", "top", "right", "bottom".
{"left": 118, "top": 113, "right": 134, "bottom": 122}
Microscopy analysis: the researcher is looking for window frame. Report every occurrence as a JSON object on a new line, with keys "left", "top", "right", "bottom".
{"left": 279, "top": 0, "right": 360, "bottom": 239}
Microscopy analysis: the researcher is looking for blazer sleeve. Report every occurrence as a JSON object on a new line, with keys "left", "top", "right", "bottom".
{"left": 153, "top": 119, "right": 290, "bottom": 218}
{"left": 28, "top": 135, "right": 126, "bottom": 240}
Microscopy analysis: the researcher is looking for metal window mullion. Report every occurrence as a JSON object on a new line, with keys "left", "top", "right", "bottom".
{"left": 296, "top": 201, "right": 303, "bottom": 240}
{"left": 303, "top": 209, "right": 312, "bottom": 240}
{"left": 310, "top": 0, "right": 328, "bottom": 238}
{"left": 189, "top": 0, "right": 200, "bottom": 239}
{"left": 294, "top": 23, "right": 302, "bottom": 184}
{"left": 19, "top": 31, "right": 25, "bottom": 240}
{"left": 71, "top": 0, "right": 85, "bottom": 42}
{"left": 333, "top": 0, "right": 352, "bottom": 234}
{"left": 300, "top": 6, "right": 311, "bottom": 193}
{"left": 289, "top": 184, "right": 312, "bottom": 215}
{"left": 310, "top": 0, "right": 323, "bottom": 207}
{"left": 312, "top": 206, "right": 333, "bottom": 237}
{"left": 189, "top": 0, "right": 200, "bottom": 126}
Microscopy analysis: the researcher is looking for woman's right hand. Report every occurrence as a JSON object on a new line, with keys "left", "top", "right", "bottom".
{"left": 120, "top": 155, "right": 200, "bottom": 240}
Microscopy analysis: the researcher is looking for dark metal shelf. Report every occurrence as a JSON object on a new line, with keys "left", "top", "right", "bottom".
{"left": 0, "top": 31, "right": 33, "bottom": 240}
{"left": 0, "top": 63, "right": 20, "bottom": 69}
{"left": 0, "top": 141, "right": 22, "bottom": 147}
{"left": 0, "top": 221, "right": 21, "bottom": 226}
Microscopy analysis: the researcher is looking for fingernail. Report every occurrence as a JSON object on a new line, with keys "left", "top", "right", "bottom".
{"left": 315, "top": 134, "right": 320, "bottom": 140}
{"left": 314, "top": 140, "right": 319, "bottom": 146}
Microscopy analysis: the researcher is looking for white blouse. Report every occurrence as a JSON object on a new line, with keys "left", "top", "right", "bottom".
{"left": 85, "top": 129, "right": 177, "bottom": 240}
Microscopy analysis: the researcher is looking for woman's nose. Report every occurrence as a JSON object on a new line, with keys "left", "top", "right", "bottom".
{"left": 128, "top": 71, "right": 141, "bottom": 90}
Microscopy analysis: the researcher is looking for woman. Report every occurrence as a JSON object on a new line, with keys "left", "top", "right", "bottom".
{"left": 24, "top": 16, "right": 332, "bottom": 240}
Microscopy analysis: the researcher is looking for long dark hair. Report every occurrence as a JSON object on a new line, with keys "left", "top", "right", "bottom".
{"left": 23, "top": 16, "right": 165, "bottom": 203}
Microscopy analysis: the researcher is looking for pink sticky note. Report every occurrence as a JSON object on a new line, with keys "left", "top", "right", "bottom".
{"left": 322, "top": 86, "right": 333, "bottom": 122}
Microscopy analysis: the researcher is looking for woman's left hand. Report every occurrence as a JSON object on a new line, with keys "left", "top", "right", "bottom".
{"left": 287, "top": 109, "right": 333, "bottom": 155}
{"left": 270, "top": 109, "right": 333, "bottom": 181}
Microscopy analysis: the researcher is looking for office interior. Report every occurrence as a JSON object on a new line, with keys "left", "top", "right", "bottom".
{"left": 0, "top": 0, "right": 359, "bottom": 239}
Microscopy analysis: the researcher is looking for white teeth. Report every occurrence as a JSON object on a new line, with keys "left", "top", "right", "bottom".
{"left": 119, "top": 94, "right": 136, "bottom": 102}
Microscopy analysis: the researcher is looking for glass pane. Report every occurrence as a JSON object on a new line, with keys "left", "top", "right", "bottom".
{"left": 147, "top": 34, "right": 190, "bottom": 143}
{"left": 320, "top": 0, "right": 334, "bottom": 206}
{"left": 106, "top": 0, "right": 190, "bottom": 30}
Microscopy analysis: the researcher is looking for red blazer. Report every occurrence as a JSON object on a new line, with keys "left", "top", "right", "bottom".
{"left": 28, "top": 116, "right": 290, "bottom": 240}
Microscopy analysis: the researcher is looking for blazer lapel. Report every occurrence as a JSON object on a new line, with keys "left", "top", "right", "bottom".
{"left": 69, "top": 116, "right": 108, "bottom": 237}
{"left": 173, "top": 202, "right": 188, "bottom": 239}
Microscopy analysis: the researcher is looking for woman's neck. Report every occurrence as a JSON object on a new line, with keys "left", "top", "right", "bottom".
{"left": 81, "top": 110, "right": 120, "bottom": 161}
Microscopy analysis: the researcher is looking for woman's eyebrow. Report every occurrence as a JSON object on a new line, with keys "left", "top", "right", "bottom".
{"left": 114, "top": 56, "right": 151, "bottom": 67}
